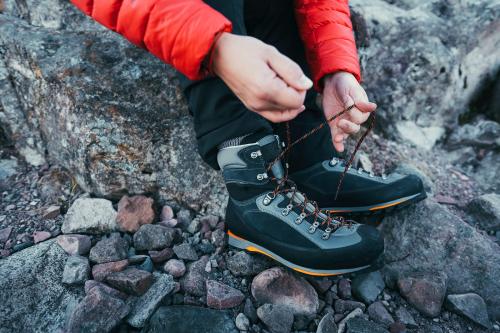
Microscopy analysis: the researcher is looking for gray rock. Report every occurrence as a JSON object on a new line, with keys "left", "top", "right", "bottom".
{"left": 126, "top": 273, "right": 176, "bottom": 328}
{"left": 0, "top": 240, "right": 83, "bottom": 332}
{"left": 84, "top": 280, "right": 127, "bottom": 300}
{"left": 445, "top": 293, "right": 492, "bottom": 329}
{"left": 367, "top": 301, "right": 394, "bottom": 327}
{"left": 180, "top": 255, "right": 211, "bottom": 296}
{"left": 381, "top": 200, "right": 500, "bottom": 320}
{"left": 61, "top": 198, "right": 118, "bottom": 234}
{"left": 235, "top": 313, "right": 250, "bottom": 331}
{"left": 227, "top": 250, "right": 272, "bottom": 276}
{"left": 136, "top": 256, "right": 154, "bottom": 272}
{"left": 468, "top": 193, "right": 500, "bottom": 231}
{"left": 143, "top": 306, "right": 238, "bottom": 333}
{"left": 397, "top": 272, "right": 447, "bottom": 318}
{"left": 338, "top": 278, "right": 352, "bottom": 299}
{"left": 133, "top": 224, "right": 175, "bottom": 251}
{"left": 57, "top": 234, "right": 91, "bottom": 255}
{"left": 306, "top": 276, "right": 334, "bottom": 294}
{"left": 0, "top": 158, "right": 17, "bottom": 181}
{"left": 337, "top": 308, "right": 364, "bottom": 333}
{"left": 89, "top": 233, "right": 129, "bottom": 264}
{"left": 66, "top": 285, "right": 130, "bottom": 333}
{"left": 473, "top": 152, "right": 500, "bottom": 193}
{"left": 345, "top": 317, "right": 388, "bottom": 333}
{"left": 106, "top": 268, "right": 153, "bottom": 296}
{"left": 251, "top": 267, "right": 319, "bottom": 316}
{"left": 243, "top": 298, "right": 258, "bottom": 323}
{"left": 163, "top": 259, "right": 186, "bottom": 278}
{"left": 394, "top": 306, "right": 417, "bottom": 329}
{"left": 257, "top": 303, "right": 294, "bottom": 333}
{"left": 448, "top": 120, "right": 500, "bottom": 148}
{"left": 176, "top": 209, "right": 192, "bottom": 229}
{"left": 316, "top": 313, "right": 337, "bottom": 333}
{"left": 62, "top": 255, "right": 90, "bottom": 285}
{"left": 206, "top": 280, "right": 244, "bottom": 309}
{"left": 148, "top": 247, "right": 174, "bottom": 263}
{"left": 352, "top": 271, "right": 385, "bottom": 304}
{"left": 334, "top": 299, "right": 366, "bottom": 314}
{"left": 173, "top": 243, "right": 198, "bottom": 261}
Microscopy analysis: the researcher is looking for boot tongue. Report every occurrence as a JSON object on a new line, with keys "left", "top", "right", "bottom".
{"left": 258, "top": 135, "right": 285, "bottom": 179}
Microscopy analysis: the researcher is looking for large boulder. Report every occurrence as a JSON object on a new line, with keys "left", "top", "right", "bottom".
{"left": 381, "top": 199, "right": 500, "bottom": 320}
{"left": 0, "top": 240, "right": 83, "bottom": 332}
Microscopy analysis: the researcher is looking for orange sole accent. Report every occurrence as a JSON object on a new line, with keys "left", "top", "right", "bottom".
{"left": 227, "top": 230, "right": 245, "bottom": 241}
{"left": 369, "top": 198, "right": 407, "bottom": 211}
{"left": 291, "top": 267, "right": 341, "bottom": 277}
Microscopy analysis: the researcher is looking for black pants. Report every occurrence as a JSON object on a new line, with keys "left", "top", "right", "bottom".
{"left": 178, "top": 0, "right": 336, "bottom": 172}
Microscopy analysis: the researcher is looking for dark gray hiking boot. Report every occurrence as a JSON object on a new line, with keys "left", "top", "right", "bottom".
{"left": 218, "top": 134, "right": 384, "bottom": 276}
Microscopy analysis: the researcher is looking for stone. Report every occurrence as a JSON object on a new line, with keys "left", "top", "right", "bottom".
{"left": 337, "top": 308, "right": 364, "bottom": 333}
{"left": 0, "top": 158, "right": 17, "bottom": 180}
{"left": 173, "top": 243, "right": 198, "bottom": 261}
{"left": 397, "top": 272, "right": 447, "bottom": 318}
{"left": 448, "top": 120, "right": 500, "bottom": 148}
{"left": 389, "top": 322, "right": 407, "bottom": 333}
{"left": 143, "top": 306, "right": 238, "bottom": 333}
{"left": 56, "top": 234, "right": 92, "bottom": 255}
{"left": 257, "top": 304, "right": 294, "bottom": 333}
{"left": 0, "top": 226, "right": 12, "bottom": 243}
{"left": 0, "top": 240, "right": 83, "bottom": 332}
{"left": 187, "top": 218, "right": 202, "bottom": 234}
{"left": 116, "top": 195, "right": 155, "bottom": 233}
{"left": 84, "top": 280, "right": 127, "bottom": 300}
{"left": 307, "top": 276, "right": 334, "bottom": 294}
{"left": 148, "top": 247, "right": 174, "bottom": 263}
{"left": 33, "top": 230, "right": 51, "bottom": 243}
{"left": 352, "top": 271, "right": 385, "bottom": 303}
{"left": 61, "top": 198, "right": 118, "bottom": 234}
{"left": 126, "top": 273, "right": 176, "bottom": 328}
{"left": 235, "top": 313, "right": 250, "bottom": 331}
{"left": 62, "top": 255, "right": 90, "bottom": 285}
{"left": 42, "top": 205, "right": 61, "bottom": 219}
{"left": 396, "top": 121, "right": 445, "bottom": 150}
{"left": 133, "top": 224, "right": 175, "bottom": 251}
{"left": 206, "top": 280, "right": 245, "bottom": 309}
{"left": 89, "top": 233, "right": 129, "bottom": 264}
{"left": 468, "top": 193, "right": 500, "bottom": 231}
{"left": 227, "top": 250, "right": 272, "bottom": 276}
{"left": 345, "top": 317, "right": 388, "bottom": 333}
{"left": 176, "top": 209, "right": 192, "bottom": 229}
{"left": 316, "top": 313, "right": 337, "bottom": 333}
{"left": 334, "top": 299, "right": 366, "bottom": 313}
{"left": 367, "top": 301, "right": 395, "bottom": 327}
{"left": 163, "top": 259, "right": 186, "bottom": 278}
{"left": 338, "top": 278, "right": 352, "bottom": 299}
{"left": 92, "top": 259, "right": 129, "bottom": 281}
{"left": 381, "top": 200, "right": 500, "bottom": 320}
{"left": 136, "top": 256, "right": 154, "bottom": 272}
{"left": 180, "top": 255, "right": 210, "bottom": 296}
{"left": 66, "top": 285, "right": 130, "bottom": 333}
{"left": 394, "top": 306, "right": 417, "bottom": 329}
{"left": 251, "top": 267, "right": 319, "bottom": 316}
{"left": 160, "top": 205, "right": 174, "bottom": 221}
{"left": 445, "top": 293, "right": 492, "bottom": 329}
{"left": 106, "top": 268, "right": 153, "bottom": 296}
{"left": 244, "top": 298, "right": 258, "bottom": 323}
{"left": 211, "top": 228, "right": 226, "bottom": 247}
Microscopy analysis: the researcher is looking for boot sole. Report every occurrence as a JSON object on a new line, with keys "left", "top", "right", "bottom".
{"left": 324, "top": 191, "right": 427, "bottom": 216}
{"left": 227, "top": 230, "right": 378, "bottom": 277}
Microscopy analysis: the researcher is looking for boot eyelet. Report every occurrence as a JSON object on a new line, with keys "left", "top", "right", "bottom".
{"left": 357, "top": 168, "right": 364, "bottom": 174}
{"left": 262, "top": 192, "right": 275, "bottom": 206}
{"left": 295, "top": 212, "right": 306, "bottom": 224}
{"left": 369, "top": 172, "right": 375, "bottom": 178}
{"left": 382, "top": 174, "right": 388, "bottom": 180}
{"left": 321, "top": 227, "right": 333, "bottom": 240}
{"left": 329, "top": 158, "right": 339, "bottom": 167}
{"left": 250, "top": 151, "right": 261, "bottom": 159}
{"left": 257, "top": 173, "right": 268, "bottom": 181}
{"left": 281, "top": 204, "right": 293, "bottom": 216}
{"left": 308, "top": 221, "right": 320, "bottom": 233}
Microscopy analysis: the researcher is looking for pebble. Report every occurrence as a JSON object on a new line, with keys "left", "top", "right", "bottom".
{"left": 338, "top": 278, "right": 352, "bottom": 299}
{"left": 187, "top": 219, "right": 202, "bottom": 234}
{"left": 61, "top": 198, "right": 118, "bottom": 234}
{"left": 136, "top": 256, "right": 154, "bottom": 272}
{"left": 148, "top": 247, "right": 174, "bottom": 263}
{"left": 160, "top": 205, "right": 174, "bottom": 221}
{"left": 84, "top": 280, "right": 127, "bottom": 300}
{"left": 227, "top": 250, "right": 271, "bottom": 276}
{"left": 33, "top": 231, "right": 51, "bottom": 243}
{"left": 206, "top": 280, "right": 244, "bottom": 309}
{"left": 389, "top": 322, "right": 407, "bottom": 333}
{"left": 235, "top": 313, "right": 250, "bottom": 331}
{"left": 116, "top": 195, "right": 155, "bottom": 233}
{"left": 395, "top": 306, "right": 417, "bottom": 328}
{"left": 307, "top": 276, "right": 333, "bottom": 294}
{"left": 445, "top": 293, "right": 492, "bottom": 329}
{"left": 159, "top": 219, "right": 178, "bottom": 228}
{"left": 243, "top": 298, "right": 258, "bottom": 323}
{"left": 345, "top": 317, "right": 388, "bottom": 333}
{"left": 42, "top": 205, "right": 60, "bottom": 219}
{"left": 257, "top": 303, "right": 294, "bottom": 333}
{"left": 367, "top": 301, "right": 395, "bottom": 327}
{"left": 335, "top": 299, "right": 366, "bottom": 313}
{"left": 0, "top": 226, "right": 13, "bottom": 243}
{"left": 352, "top": 271, "right": 385, "bottom": 304}
{"left": 133, "top": 224, "right": 175, "bottom": 251}
{"left": 163, "top": 259, "right": 186, "bottom": 278}
{"left": 57, "top": 234, "right": 92, "bottom": 255}
{"left": 173, "top": 243, "right": 198, "bottom": 261}
{"left": 210, "top": 228, "right": 226, "bottom": 247}
{"left": 397, "top": 273, "right": 446, "bottom": 317}
{"left": 92, "top": 259, "right": 129, "bottom": 281}
{"left": 62, "top": 255, "right": 90, "bottom": 285}
{"left": 317, "top": 313, "right": 338, "bottom": 333}
{"left": 180, "top": 255, "right": 210, "bottom": 296}
{"left": 89, "top": 233, "right": 129, "bottom": 264}
{"left": 337, "top": 308, "right": 364, "bottom": 333}
{"left": 106, "top": 268, "right": 153, "bottom": 296}
{"left": 176, "top": 209, "right": 192, "bottom": 230}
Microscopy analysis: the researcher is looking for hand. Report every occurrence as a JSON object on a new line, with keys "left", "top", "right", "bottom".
{"left": 322, "top": 72, "right": 377, "bottom": 152}
{"left": 212, "top": 33, "right": 313, "bottom": 123}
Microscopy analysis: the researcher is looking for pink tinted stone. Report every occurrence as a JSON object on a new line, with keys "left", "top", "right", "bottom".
{"left": 33, "top": 231, "right": 51, "bottom": 244}
{"left": 57, "top": 234, "right": 92, "bottom": 255}
{"left": 206, "top": 280, "right": 244, "bottom": 309}
{"left": 148, "top": 247, "right": 174, "bottom": 263}
{"left": 116, "top": 195, "right": 155, "bottom": 233}
{"left": 0, "top": 226, "right": 13, "bottom": 243}
{"left": 160, "top": 205, "right": 174, "bottom": 221}
{"left": 92, "top": 259, "right": 129, "bottom": 282}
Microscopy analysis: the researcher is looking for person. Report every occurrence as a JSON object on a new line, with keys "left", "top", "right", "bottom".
{"left": 70, "top": 0, "right": 426, "bottom": 276}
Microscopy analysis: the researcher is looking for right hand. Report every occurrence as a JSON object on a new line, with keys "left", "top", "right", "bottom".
{"left": 211, "top": 33, "right": 313, "bottom": 123}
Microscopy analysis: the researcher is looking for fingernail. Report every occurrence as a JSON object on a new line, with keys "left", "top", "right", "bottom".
{"left": 300, "top": 105, "right": 306, "bottom": 111}
{"left": 299, "top": 75, "right": 313, "bottom": 88}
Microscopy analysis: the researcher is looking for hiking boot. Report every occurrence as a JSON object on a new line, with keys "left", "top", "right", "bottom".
{"left": 289, "top": 157, "right": 427, "bottom": 215}
{"left": 218, "top": 135, "right": 384, "bottom": 276}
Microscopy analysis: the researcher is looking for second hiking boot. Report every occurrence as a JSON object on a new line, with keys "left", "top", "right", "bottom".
{"left": 290, "top": 157, "right": 427, "bottom": 215}
{"left": 218, "top": 135, "right": 384, "bottom": 276}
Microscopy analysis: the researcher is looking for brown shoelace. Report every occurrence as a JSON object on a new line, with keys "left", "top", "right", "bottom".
{"left": 264, "top": 104, "right": 376, "bottom": 232}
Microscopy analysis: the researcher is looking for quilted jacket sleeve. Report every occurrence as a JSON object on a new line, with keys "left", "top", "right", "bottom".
{"left": 70, "top": 0, "right": 233, "bottom": 80}
{"left": 294, "top": 0, "right": 361, "bottom": 91}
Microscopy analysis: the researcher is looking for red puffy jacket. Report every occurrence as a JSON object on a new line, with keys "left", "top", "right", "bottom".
{"left": 71, "top": 0, "right": 360, "bottom": 91}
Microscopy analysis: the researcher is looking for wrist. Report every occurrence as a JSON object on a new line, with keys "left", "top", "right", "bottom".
{"left": 210, "top": 32, "right": 233, "bottom": 76}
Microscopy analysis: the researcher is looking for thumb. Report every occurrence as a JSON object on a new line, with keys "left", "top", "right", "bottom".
{"left": 267, "top": 48, "right": 313, "bottom": 90}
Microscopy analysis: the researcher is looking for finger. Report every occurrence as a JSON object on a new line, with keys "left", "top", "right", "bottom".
{"left": 258, "top": 106, "right": 305, "bottom": 123}
{"left": 348, "top": 107, "right": 370, "bottom": 124}
{"left": 338, "top": 119, "right": 361, "bottom": 134}
{"left": 333, "top": 135, "right": 345, "bottom": 152}
{"left": 267, "top": 47, "right": 313, "bottom": 90}
{"left": 354, "top": 100, "right": 377, "bottom": 113}
{"left": 266, "top": 77, "right": 307, "bottom": 109}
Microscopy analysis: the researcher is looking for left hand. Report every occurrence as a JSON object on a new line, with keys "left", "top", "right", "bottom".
{"left": 322, "top": 71, "right": 377, "bottom": 152}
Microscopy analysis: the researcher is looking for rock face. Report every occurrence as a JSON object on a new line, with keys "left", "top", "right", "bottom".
{"left": 144, "top": 306, "right": 238, "bottom": 333}
{"left": 0, "top": 240, "right": 83, "bottom": 332}
{"left": 251, "top": 267, "right": 319, "bottom": 316}
{"left": 62, "top": 198, "right": 118, "bottom": 234}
